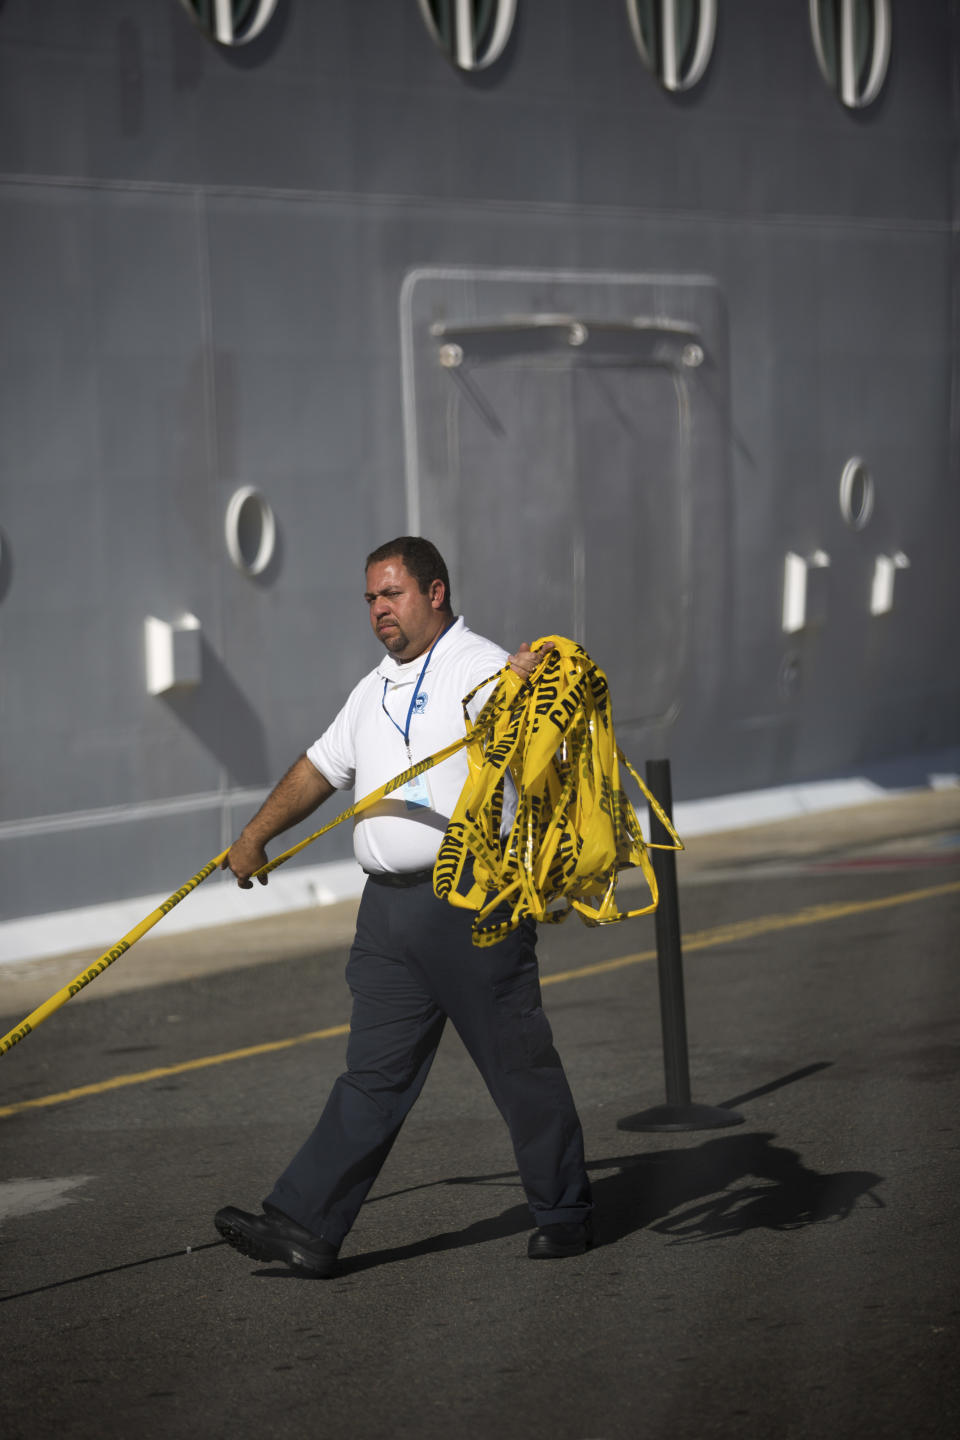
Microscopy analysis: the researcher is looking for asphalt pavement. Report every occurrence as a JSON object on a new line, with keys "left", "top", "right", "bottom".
{"left": 1, "top": 788, "right": 959, "bottom": 1440}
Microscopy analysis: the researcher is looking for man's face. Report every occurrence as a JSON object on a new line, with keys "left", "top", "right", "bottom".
{"left": 365, "top": 557, "right": 447, "bottom": 662}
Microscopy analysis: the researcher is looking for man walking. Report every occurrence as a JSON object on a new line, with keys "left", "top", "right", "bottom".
{"left": 215, "top": 536, "right": 593, "bottom": 1276}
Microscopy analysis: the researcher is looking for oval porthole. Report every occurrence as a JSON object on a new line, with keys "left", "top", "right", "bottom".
{"left": 177, "top": 0, "right": 281, "bottom": 48}
{"left": 225, "top": 487, "right": 277, "bottom": 576}
{"left": 838, "top": 458, "right": 875, "bottom": 531}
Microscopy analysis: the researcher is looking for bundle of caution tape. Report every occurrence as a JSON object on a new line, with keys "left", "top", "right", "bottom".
{"left": 436, "top": 636, "right": 680, "bottom": 943}
{"left": 0, "top": 637, "right": 680, "bottom": 1055}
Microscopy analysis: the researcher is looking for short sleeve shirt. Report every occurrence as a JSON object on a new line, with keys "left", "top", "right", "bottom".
{"left": 306, "top": 618, "right": 513, "bottom": 874}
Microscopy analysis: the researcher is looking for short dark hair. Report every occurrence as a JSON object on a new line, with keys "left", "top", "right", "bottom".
{"left": 365, "top": 536, "right": 454, "bottom": 614}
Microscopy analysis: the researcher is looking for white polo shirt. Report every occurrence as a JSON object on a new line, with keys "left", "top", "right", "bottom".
{"left": 306, "top": 617, "right": 514, "bottom": 875}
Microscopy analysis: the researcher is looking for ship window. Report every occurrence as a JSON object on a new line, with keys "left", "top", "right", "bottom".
{"left": 225, "top": 486, "right": 277, "bottom": 576}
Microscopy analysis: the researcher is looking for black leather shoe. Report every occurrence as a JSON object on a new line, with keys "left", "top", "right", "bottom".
{"left": 527, "top": 1219, "right": 593, "bottom": 1259}
{"left": 214, "top": 1204, "right": 339, "bottom": 1278}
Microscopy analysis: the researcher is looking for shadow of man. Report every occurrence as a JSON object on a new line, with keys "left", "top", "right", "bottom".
{"left": 592, "top": 1132, "right": 884, "bottom": 1246}
{"left": 253, "top": 1131, "right": 883, "bottom": 1278}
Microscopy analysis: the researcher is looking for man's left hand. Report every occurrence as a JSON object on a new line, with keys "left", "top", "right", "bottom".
{"left": 508, "top": 640, "right": 555, "bottom": 679}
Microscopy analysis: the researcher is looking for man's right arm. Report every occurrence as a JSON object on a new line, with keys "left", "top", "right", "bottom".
{"left": 222, "top": 754, "right": 336, "bottom": 888}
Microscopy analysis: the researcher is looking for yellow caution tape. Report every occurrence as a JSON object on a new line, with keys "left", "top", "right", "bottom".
{"left": 0, "top": 853, "right": 228, "bottom": 1056}
{"left": 0, "top": 636, "right": 678, "bottom": 1056}
{"left": 434, "top": 636, "right": 681, "bottom": 945}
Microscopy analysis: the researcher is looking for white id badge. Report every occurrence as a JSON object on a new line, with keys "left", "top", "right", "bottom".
{"left": 397, "top": 773, "right": 432, "bottom": 811}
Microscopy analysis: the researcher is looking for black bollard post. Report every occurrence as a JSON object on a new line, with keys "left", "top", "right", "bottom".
{"left": 617, "top": 758, "right": 744, "bottom": 1133}
{"left": 647, "top": 757, "right": 692, "bottom": 1108}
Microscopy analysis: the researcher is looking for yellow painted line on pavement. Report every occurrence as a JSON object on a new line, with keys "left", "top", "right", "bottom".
{"left": 542, "top": 876, "right": 960, "bottom": 985}
{"left": 0, "top": 1023, "right": 349, "bottom": 1119}
{"left": 2, "top": 877, "right": 958, "bottom": 1120}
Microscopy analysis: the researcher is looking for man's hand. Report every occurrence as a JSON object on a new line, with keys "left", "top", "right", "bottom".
{"left": 220, "top": 755, "right": 335, "bottom": 891}
{"left": 508, "top": 640, "right": 555, "bottom": 680}
{"left": 221, "top": 832, "right": 270, "bottom": 888}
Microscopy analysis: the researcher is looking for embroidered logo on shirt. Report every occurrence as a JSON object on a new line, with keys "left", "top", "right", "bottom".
{"left": 413, "top": 692, "right": 429, "bottom": 715}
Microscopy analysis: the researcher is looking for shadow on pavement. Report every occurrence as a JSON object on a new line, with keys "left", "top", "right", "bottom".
{"left": 0, "top": 1241, "right": 227, "bottom": 1303}
{"left": 596, "top": 1133, "right": 884, "bottom": 1246}
{"left": 252, "top": 1130, "right": 884, "bottom": 1279}
{"left": 0, "top": 1133, "right": 885, "bottom": 1295}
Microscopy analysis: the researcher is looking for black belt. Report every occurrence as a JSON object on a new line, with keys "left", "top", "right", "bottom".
{"left": 366, "top": 869, "right": 434, "bottom": 889}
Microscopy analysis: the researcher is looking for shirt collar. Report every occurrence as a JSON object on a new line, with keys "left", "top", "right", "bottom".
{"left": 375, "top": 615, "right": 465, "bottom": 684}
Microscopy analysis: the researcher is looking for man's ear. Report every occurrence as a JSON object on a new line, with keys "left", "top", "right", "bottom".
{"left": 430, "top": 579, "right": 446, "bottom": 609}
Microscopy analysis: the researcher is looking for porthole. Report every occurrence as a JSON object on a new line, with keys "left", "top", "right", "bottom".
{"left": 177, "top": 0, "right": 280, "bottom": 48}
{"left": 838, "top": 458, "right": 875, "bottom": 531}
{"left": 809, "top": 0, "right": 892, "bottom": 111}
{"left": 225, "top": 487, "right": 277, "bottom": 577}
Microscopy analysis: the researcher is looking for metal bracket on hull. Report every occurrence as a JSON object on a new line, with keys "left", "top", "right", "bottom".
{"left": 428, "top": 315, "right": 705, "bottom": 370}
{"left": 781, "top": 550, "right": 831, "bottom": 634}
{"left": 145, "top": 615, "right": 203, "bottom": 696}
{"left": 870, "top": 552, "right": 910, "bottom": 617}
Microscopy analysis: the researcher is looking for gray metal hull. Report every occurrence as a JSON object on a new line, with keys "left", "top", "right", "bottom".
{"left": 0, "top": 0, "right": 957, "bottom": 945}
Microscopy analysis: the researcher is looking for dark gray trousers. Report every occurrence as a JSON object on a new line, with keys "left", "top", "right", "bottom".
{"left": 267, "top": 874, "right": 592, "bottom": 1245}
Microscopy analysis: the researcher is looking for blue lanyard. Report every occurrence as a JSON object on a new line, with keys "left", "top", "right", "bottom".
{"left": 380, "top": 621, "right": 453, "bottom": 756}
